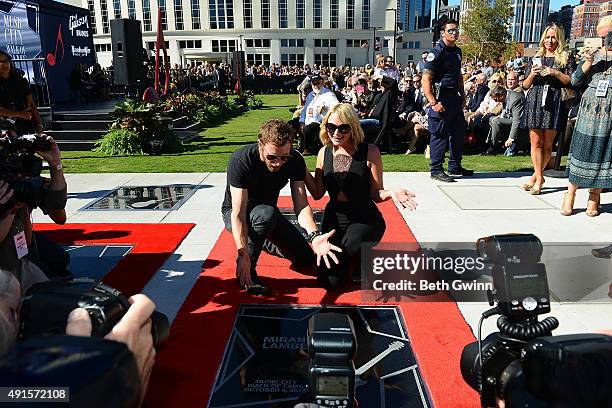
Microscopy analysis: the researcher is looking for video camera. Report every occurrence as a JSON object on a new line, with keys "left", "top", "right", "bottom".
{"left": 0, "top": 133, "right": 52, "bottom": 211}
{"left": 461, "top": 233, "right": 612, "bottom": 407}
{"left": 307, "top": 313, "right": 357, "bottom": 408}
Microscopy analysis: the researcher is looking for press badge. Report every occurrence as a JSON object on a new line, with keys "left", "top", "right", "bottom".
{"left": 596, "top": 79, "right": 609, "bottom": 98}
{"left": 14, "top": 231, "right": 28, "bottom": 259}
{"left": 541, "top": 85, "right": 549, "bottom": 107}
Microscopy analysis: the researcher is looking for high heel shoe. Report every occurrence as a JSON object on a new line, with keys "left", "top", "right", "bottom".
{"left": 586, "top": 190, "right": 601, "bottom": 217}
{"left": 529, "top": 182, "right": 544, "bottom": 195}
{"left": 560, "top": 192, "right": 575, "bottom": 216}
{"left": 522, "top": 183, "right": 534, "bottom": 191}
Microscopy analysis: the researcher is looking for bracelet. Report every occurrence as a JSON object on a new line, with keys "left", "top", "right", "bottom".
{"left": 307, "top": 230, "right": 323, "bottom": 243}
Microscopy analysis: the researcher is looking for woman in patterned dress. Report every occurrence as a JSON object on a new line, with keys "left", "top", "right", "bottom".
{"left": 561, "top": 16, "right": 612, "bottom": 216}
{"left": 521, "top": 24, "right": 572, "bottom": 195}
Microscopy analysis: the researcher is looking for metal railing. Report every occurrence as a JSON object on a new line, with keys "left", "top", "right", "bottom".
{"left": 12, "top": 58, "right": 53, "bottom": 118}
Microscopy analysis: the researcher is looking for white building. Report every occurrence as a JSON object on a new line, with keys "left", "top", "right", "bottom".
{"left": 83, "top": 0, "right": 435, "bottom": 67}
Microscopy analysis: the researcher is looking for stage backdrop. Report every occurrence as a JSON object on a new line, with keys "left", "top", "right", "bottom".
{"left": 0, "top": 0, "right": 94, "bottom": 102}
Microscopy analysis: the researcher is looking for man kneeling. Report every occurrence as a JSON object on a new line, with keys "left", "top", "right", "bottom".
{"left": 221, "top": 119, "right": 341, "bottom": 295}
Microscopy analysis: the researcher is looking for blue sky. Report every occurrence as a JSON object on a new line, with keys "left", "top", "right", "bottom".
{"left": 448, "top": 0, "right": 579, "bottom": 12}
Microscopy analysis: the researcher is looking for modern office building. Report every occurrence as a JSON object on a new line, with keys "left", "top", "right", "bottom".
{"left": 461, "top": 0, "right": 550, "bottom": 46}
{"left": 84, "top": 0, "right": 438, "bottom": 67}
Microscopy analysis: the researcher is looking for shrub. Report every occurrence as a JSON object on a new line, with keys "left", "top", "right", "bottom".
{"left": 94, "top": 128, "right": 143, "bottom": 155}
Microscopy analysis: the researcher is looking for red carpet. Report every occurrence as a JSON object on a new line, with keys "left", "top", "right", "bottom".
{"left": 34, "top": 223, "right": 195, "bottom": 297}
{"left": 148, "top": 198, "right": 479, "bottom": 408}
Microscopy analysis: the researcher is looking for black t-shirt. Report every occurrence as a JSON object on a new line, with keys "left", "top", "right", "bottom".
{"left": 0, "top": 72, "right": 33, "bottom": 134}
{"left": 221, "top": 143, "right": 306, "bottom": 213}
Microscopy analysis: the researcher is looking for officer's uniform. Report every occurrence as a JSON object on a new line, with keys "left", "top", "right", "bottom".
{"left": 423, "top": 39, "right": 466, "bottom": 175}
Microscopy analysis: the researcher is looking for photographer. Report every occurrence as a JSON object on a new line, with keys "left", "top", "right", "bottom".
{"left": 0, "top": 51, "right": 44, "bottom": 135}
{"left": 0, "top": 133, "right": 67, "bottom": 290}
{"left": 0, "top": 269, "right": 157, "bottom": 406}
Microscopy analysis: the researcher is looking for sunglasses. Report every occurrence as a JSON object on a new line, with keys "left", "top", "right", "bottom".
{"left": 325, "top": 123, "right": 351, "bottom": 135}
{"left": 263, "top": 148, "right": 293, "bottom": 162}
{"left": 446, "top": 28, "right": 460, "bottom": 35}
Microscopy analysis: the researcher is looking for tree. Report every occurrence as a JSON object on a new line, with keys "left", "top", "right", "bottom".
{"left": 460, "top": 0, "right": 515, "bottom": 64}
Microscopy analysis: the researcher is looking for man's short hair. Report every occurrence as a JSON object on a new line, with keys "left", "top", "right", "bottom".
{"left": 258, "top": 118, "right": 295, "bottom": 146}
{"left": 443, "top": 19, "right": 459, "bottom": 30}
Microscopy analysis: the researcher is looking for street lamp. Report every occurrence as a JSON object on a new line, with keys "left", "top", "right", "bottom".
{"left": 238, "top": 34, "right": 244, "bottom": 52}
{"left": 368, "top": 26, "right": 382, "bottom": 66}
{"left": 385, "top": 8, "right": 397, "bottom": 62}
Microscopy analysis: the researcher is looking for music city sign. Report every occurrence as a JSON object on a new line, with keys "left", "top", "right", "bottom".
{"left": 1, "top": 0, "right": 41, "bottom": 60}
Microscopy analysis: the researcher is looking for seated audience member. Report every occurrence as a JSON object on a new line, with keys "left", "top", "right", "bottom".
{"left": 403, "top": 107, "right": 430, "bottom": 155}
{"left": 299, "top": 75, "right": 339, "bottom": 155}
{"left": 466, "top": 85, "right": 506, "bottom": 148}
{"left": 351, "top": 77, "right": 376, "bottom": 118}
{"left": 304, "top": 104, "right": 416, "bottom": 289}
{"left": 0, "top": 134, "right": 67, "bottom": 292}
{"left": 361, "top": 76, "right": 400, "bottom": 152}
{"left": 222, "top": 119, "right": 341, "bottom": 295}
{"left": 465, "top": 73, "right": 489, "bottom": 113}
{"left": 484, "top": 70, "right": 525, "bottom": 155}
{"left": 397, "top": 74, "right": 425, "bottom": 117}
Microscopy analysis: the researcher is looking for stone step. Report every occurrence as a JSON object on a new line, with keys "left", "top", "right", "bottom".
{"left": 53, "top": 112, "right": 112, "bottom": 121}
{"left": 56, "top": 140, "right": 95, "bottom": 151}
{"left": 46, "top": 129, "right": 106, "bottom": 141}
{"left": 51, "top": 120, "right": 112, "bottom": 131}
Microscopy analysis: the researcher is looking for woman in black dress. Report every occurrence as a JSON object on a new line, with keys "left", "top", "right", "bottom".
{"left": 521, "top": 24, "right": 572, "bottom": 195}
{"left": 304, "top": 103, "right": 417, "bottom": 290}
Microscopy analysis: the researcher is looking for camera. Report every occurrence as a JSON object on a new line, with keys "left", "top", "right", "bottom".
{"left": 461, "top": 233, "right": 612, "bottom": 407}
{"left": 19, "top": 278, "right": 169, "bottom": 345}
{"left": 0, "top": 134, "right": 52, "bottom": 211}
{"left": 307, "top": 313, "right": 357, "bottom": 408}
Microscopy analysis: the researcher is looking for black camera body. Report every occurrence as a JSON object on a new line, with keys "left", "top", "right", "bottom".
{"left": 477, "top": 234, "right": 550, "bottom": 318}
{"left": 462, "top": 233, "right": 612, "bottom": 407}
{"left": 0, "top": 134, "right": 52, "bottom": 211}
{"left": 308, "top": 313, "right": 356, "bottom": 408}
{"left": 19, "top": 278, "right": 169, "bottom": 345}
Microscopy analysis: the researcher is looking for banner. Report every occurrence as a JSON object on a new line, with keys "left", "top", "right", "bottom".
{"left": 0, "top": 0, "right": 41, "bottom": 60}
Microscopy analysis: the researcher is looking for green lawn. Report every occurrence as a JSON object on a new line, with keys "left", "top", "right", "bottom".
{"left": 61, "top": 94, "right": 541, "bottom": 173}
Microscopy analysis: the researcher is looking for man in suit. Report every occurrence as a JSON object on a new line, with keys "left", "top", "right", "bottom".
{"left": 465, "top": 73, "right": 488, "bottom": 113}
{"left": 484, "top": 71, "right": 525, "bottom": 155}
{"left": 398, "top": 74, "right": 425, "bottom": 116}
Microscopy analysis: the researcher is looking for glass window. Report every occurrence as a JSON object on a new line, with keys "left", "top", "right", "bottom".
{"left": 227, "top": 0, "right": 234, "bottom": 28}
{"left": 191, "top": 0, "right": 200, "bottom": 29}
{"left": 322, "top": 39, "right": 329, "bottom": 47}
{"left": 246, "top": 39, "right": 254, "bottom": 47}
{"left": 212, "top": 40, "right": 219, "bottom": 52}
{"left": 159, "top": 0, "right": 168, "bottom": 30}
{"left": 314, "top": 39, "right": 321, "bottom": 47}
{"left": 209, "top": 0, "right": 217, "bottom": 28}
{"left": 263, "top": 39, "right": 270, "bottom": 47}
{"left": 261, "top": 0, "right": 270, "bottom": 28}
{"left": 330, "top": 39, "right": 336, "bottom": 47}
{"left": 88, "top": 0, "right": 97, "bottom": 34}
{"left": 281, "top": 53, "right": 288, "bottom": 65}
{"left": 296, "top": 0, "right": 305, "bottom": 28}
{"left": 346, "top": 0, "right": 354, "bottom": 29}
{"left": 313, "top": 0, "right": 321, "bottom": 28}
{"left": 330, "top": 0, "right": 338, "bottom": 29}
{"left": 174, "top": 0, "right": 184, "bottom": 30}
{"left": 415, "top": 41, "right": 420, "bottom": 48}
{"left": 362, "top": 0, "right": 369, "bottom": 29}
{"left": 128, "top": 0, "right": 136, "bottom": 19}
{"left": 217, "top": 0, "right": 225, "bottom": 29}
{"left": 279, "top": 0, "right": 288, "bottom": 28}
{"left": 297, "top": 39, "right": 304, "bottom": 47}
{"left": 281, "top": 39, "right": 288, "bottom": 47}
{"left": 113, "top": 0, "right": 121, "bottom": 19}
{"left": 289, "top": 39, "right": 296, "bottom": 47}
{"left": 100, "top": 0, "right": 110, "bottom": 33}
{"left": 244, "top": 0, "right": 253, "bottom": 28}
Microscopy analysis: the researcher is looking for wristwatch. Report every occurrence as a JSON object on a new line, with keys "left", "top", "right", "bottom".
{"left": 307, "top": 230, "right": 323, "bottom": 243}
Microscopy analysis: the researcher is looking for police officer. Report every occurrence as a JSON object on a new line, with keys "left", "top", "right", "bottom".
{"left": 422, "top": 19, "right": 473, "bottom": 182}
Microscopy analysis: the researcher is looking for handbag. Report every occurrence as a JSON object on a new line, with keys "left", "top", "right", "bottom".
{"left": 561, "top": 87, "right": 576, "bottom": 103}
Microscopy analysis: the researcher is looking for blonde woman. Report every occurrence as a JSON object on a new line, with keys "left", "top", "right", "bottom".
{"left": 561, "top": 16, "right": 612, "bottom": 216}
{"left": 521, "top": 23, "right": 573, "bottom": 195}
{"left": 304, "top": 103, "right": 416, "bottom": 290}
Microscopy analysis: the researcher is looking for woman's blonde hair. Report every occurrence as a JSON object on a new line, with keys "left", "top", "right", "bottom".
{"left": 320, "top": 104, "right": 364, "bottom": 150}
{"left": 597, "top": 15, "right": 612, "bottom": 32}
{"left": 535, "top": 23, "right": 569, "bottom": 67}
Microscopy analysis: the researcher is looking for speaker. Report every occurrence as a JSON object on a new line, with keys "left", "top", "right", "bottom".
{"left": 111, "top": 19, "right": 145, "bottom": 85}
{"left": 232, "top": 51, "right": 245, "bottom": 80}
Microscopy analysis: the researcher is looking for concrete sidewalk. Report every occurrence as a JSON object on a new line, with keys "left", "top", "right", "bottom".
{"left": 33, "top": 171, "right": 612, "bottom": 338}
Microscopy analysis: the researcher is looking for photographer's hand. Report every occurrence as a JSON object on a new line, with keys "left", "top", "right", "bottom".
{"left": 66, "top": 294, "right": 156, "bottom": 404}
{"left": 36, "top": 135, "right": 66, "bottom": 192}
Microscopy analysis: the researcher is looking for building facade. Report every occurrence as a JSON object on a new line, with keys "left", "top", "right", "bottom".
{"left": 84, "top": 0, "right": 437, "bottom": 67}
{"left": 570, "top": 0, "right": 612, "bottom": 41}
{"left": 461, "top": 0, "right": 549, "bottom": 46}
{"left": 547, "top": 4, "right": 574, "bottom": 40}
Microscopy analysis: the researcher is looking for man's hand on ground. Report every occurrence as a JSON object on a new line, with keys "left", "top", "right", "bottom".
{"left": 236, "top": 253, "right": 253, "bottom": 288}
{"left": 311, "top": 229, "right": 342, "bottom": 269}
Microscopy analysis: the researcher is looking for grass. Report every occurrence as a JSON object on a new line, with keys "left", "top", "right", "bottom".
{"left": 61, "top": 94, "right": 546, "bottom": 173}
